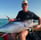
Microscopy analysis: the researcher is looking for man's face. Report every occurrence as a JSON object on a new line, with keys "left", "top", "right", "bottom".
{"left": 22, "top": 3, "right": 28, "bottom": 10}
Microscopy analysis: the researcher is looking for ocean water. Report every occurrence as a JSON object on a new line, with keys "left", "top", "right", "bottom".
{"left": 0, "top": 19, "right": 9, "bottom": 27}
{"left": 0, "top": 19, "right": 38, "bottom": 27}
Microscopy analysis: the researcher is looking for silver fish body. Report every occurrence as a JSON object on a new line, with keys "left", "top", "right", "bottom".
{"left": 0, "top": 20, "right": 38, "bottom": 33}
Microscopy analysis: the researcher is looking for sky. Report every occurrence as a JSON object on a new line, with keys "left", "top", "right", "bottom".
{"left": 0, "top": 0, "right": 41, "bottom": 19}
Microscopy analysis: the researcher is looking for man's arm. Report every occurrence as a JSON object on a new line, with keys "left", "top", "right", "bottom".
{"left": 32, "top": 17, "right": 41, "bottom": 31}
{"left": 30, "top": 12, "right": 41, "bottom": 31}
{"left": 32, "top": 24, "right": 41, "bottom": 31}
{"left": 16, "top": 11, "right": 21, "bottom": 19}
{"left": 8, "top": 11, "right": 21, "bottom": 22}
{"left": 39, "top": 17, "right": 41, "bottom": 24}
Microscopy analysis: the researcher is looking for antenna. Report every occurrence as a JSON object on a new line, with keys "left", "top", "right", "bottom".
{"left": 6, "top": 16, "right": 10, "bottom": 20}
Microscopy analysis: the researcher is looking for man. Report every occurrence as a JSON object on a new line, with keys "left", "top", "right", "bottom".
{"left": 8, "top": 0, "right": 41, "bottom": 40}
{"left": 18, "top": 0, "right": 41, "bottom": 40}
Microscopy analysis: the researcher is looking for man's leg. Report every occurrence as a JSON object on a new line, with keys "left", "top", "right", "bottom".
{"left": 19, "top": 30, "right": 29, "bottom": 40}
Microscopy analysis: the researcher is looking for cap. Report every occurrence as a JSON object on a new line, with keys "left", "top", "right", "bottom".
{"left": 22, "top": 0, "right": 28, "bottom": 3}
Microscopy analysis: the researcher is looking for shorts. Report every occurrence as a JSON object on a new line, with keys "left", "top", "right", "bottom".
{"left": 26, "top": 31, "right": 41, "bottom": 40}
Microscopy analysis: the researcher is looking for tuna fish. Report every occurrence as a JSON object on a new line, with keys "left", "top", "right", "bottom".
{"left": 0, "top": 20, "right": 38, "bottom": 33}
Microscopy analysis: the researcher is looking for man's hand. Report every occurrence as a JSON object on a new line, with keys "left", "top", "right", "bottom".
{"left": 32, "top": 24, "right": 41, "bottom": 31}
{"left": 8, "top": 18, "right": 17, "bottom": 22}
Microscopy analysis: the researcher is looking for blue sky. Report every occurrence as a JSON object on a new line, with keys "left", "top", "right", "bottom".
{"left": 0, "top": 0, "right": 41, "bottom": 19}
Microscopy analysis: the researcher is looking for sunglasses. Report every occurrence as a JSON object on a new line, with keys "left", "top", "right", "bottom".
{"left": 22, "top": 3, "right": 27, "bottom": 7}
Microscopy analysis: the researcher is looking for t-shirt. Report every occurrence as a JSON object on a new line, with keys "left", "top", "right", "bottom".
{"left": 16, "top": 10, "right": 39, "bottom": 21}
{"left": 16, "top": 10, "right": 40, "bottom": 40}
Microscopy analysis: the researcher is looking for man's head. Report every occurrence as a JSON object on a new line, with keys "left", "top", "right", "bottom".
{"left": 22, "top": 0, "right": 28, "bottom": 12}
